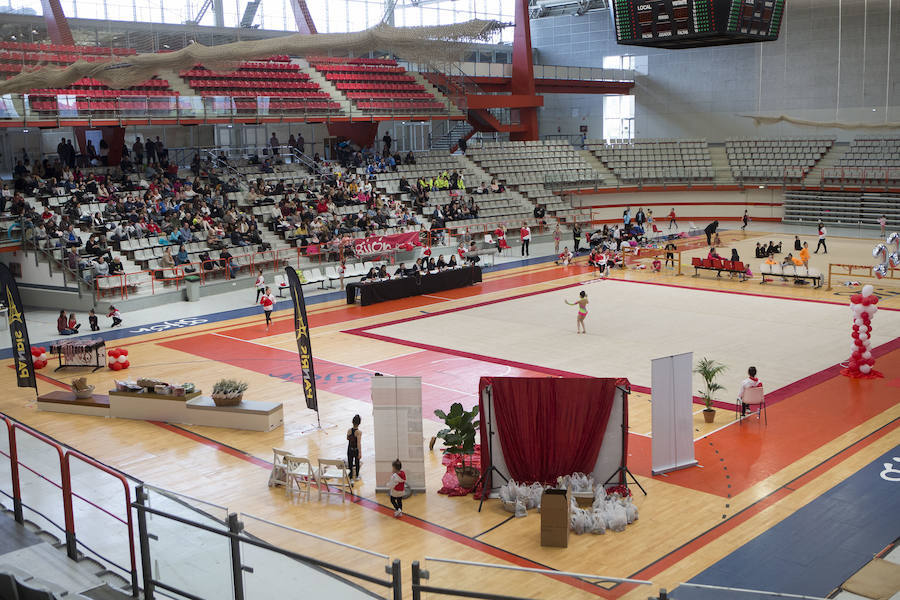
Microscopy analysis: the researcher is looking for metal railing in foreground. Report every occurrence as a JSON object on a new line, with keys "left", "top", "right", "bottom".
{"left": 411, "top": 557, "right": 652, "bottom": 600}
{"left": 133, "top": 484, "right": 402, "bottom": 600}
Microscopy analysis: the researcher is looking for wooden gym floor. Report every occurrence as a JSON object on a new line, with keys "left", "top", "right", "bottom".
{"left": 2, "top": 229, "right": 899, "bottom": 599}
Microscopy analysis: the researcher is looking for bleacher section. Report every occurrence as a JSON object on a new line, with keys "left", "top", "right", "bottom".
{"left": 466, "top": 140, "right": 600, "bottom": 188}
{"left": 0, "top": 41, "right": 135, "bottom": 79}
{"left": 180, "top": 57, "right": 340, "bottom": 114}
{"left": 307, "top": 57, "right": 446, "bottom": 113}
{"left": 823, "top": 137, "right": 900, "bottom": 186}
{"left": 586, "top": 138, "right": 714, "bottom": 183}
{"left": 782, "top": 190, "right": 900, "bottom": 229}
{"left": 726, "top": 137, "right": 833, "bottom": 182}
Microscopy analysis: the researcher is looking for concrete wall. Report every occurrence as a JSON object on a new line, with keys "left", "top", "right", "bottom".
{"left": 571, "top": 189, "right": 785, "bottom": 223}
{"left": 532, "top": 0, "right": 900, "bottom": 141}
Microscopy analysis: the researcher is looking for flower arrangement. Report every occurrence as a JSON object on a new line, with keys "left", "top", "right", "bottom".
{"left": 211, "top": 379, "right": 248, "bottom": 406}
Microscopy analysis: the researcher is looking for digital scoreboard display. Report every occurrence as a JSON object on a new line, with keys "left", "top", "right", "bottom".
{"left": 611, "top": 0, "right": 785, "bottom": 49}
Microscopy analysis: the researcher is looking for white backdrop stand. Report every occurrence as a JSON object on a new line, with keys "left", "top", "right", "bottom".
{"left": 651, "top": 352, "right": 698, "bottom": 475}
{"left": 371, "top": 376, "right": 426, "bottom": 493}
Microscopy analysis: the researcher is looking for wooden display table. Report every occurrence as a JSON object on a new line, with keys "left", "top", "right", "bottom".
{"left": 186, "top": 397, "right": 283, "bottom": 432}
{"left": 37, "top": 391, "right": 110, "bottom": 418}
{"left": 107, "top": 390, "right": 283, "bottom": 431}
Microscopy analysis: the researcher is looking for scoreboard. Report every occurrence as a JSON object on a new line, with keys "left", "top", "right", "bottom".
{"left": 611, "top": 0, "right": 786, "bottom": 49}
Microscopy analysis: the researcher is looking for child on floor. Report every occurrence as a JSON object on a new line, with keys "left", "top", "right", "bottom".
{"left": 387, "top": 459, "right": 406, "bottom": 518}
{"left": 652, "top": 258, "right": 662, "bottom": 272}
{"left": 107, "top": 306, "right": 122, "bottom": 327}
{"left": 88, "top": 309, "right": 99, "bottom": 331}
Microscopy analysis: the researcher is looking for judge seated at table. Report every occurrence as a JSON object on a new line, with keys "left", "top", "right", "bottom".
{"left": 426, "top": 257, "right": 437, "bottom": 271}
{"left": 363, "top": 267, "right": 379, "bottom": 280}
{"left": 378, "top": 265, "right": 391, "bottom": 279}
{"left": 394, "top": 263, "right": 415, "bottom": 278}
{"left": 447, "top": 255, "right": 459, "bottom": 268}
{"left": 436, "top": 255, "right": 447, "bottom": 270}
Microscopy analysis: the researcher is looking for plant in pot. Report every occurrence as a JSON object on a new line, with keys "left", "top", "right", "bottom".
{"left": 211, "top": 378, "right": 249, "bottom": 407}
{"left": 434, "top": 402, "right": 480, "bottom": 489}
{"left": 694, "top": 357, "right": 727, "bottom": 423}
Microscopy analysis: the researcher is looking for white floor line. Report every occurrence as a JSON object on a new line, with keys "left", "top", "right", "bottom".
{"left": 694, "top": 415, "right": 744, "bottom": 441}
{"left": 422, "top": 295, "right": 452, "bottom": 301}
{"left": 211, "top": 332, "right": 472, "bottom": 397}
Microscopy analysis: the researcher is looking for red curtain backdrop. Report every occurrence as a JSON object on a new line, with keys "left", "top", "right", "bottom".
{"left": 478, "top": 377, "right": 619, "bottom": 486}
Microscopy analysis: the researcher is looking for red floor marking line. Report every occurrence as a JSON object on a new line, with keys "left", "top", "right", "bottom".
{"left": 150, "top": 422, "right": 273, "bottom": 469}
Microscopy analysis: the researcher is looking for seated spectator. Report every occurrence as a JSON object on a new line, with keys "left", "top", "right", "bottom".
{"left": 57, "top": 310, "right": 77, "bottom": 335}
{"left": 767, "top": 240, "right": 782, "bottom": 255}
{"left": 755, "top": 242, "right": 766, "bottom": 259}
{"left": 109, "top": 256, "right": 124, "bottom": 275}
{"left": 161, "top": 247, "right": 176, "bottom": 268}
{"left": 737, "top": 366, "right": 762, "bottom": 417}
{"left": 67, "top": 312, "right": 80, "bottom": 332}
{"left": 707, "top": 247, "right": 720, "bottom": 260}
{"left": 220, "top": 250, "right": 237, "bottom": 279}
{"left": 175, "top": 244, "right": 189, "bottom": 265}
{"left": 93, "top": 255, "right": 109, "bottom": 279}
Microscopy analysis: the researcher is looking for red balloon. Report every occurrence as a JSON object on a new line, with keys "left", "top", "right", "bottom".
{"left": 122, "top": 360, "right": 130, "bottom": 369}
{"left": 871, "top": 296, "right": 879, "bottom": 304}
{"left": 31, "top": 348, "right": 40, "bottom": 357}
{"left": 862, "top": 296, "right": 873, "bottom": 306}
{"left": 120, "top": 348, "right": 128, "bottom": 356}
{"left": 38, "top": 346, "right": 45, "bottom": 354}
{"left": 851, "top": 331, "right": 860, "bottom": 339}
{"left": 849, "top": 359, "right": 859, "bottom": 369}
{"left": 850, "top": 294, "right": 863, "bottom": 303}
{"left": 866, "top": 357, "right": 875, "bottom": 366}
{"left": 852, "top": 350, "right": 861, "bottom": 359}
{"left": 110, "top": 362, "right": 122, "bottom": 371}
{"left": 34, "top": 360, "right": 45, "bottom": 369}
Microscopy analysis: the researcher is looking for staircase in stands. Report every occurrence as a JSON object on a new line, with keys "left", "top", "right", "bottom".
{"left": 707, "top": 144, "right": 734, "bottom": 184}
{"left": 291, "top": 57, "right": 353, "bottom": 115}
{"left": 575, "top": 148, "right": 619, "bottom": 187}
{"left": 803, "top": 142, "right": 849, "bottom": 188}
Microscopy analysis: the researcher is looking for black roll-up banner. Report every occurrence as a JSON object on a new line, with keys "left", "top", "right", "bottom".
{"left": 0, "top": 263, "right": 37, "bottom": 390}
{"left": 285, "top": 266, "right": 318, "bottom": 412}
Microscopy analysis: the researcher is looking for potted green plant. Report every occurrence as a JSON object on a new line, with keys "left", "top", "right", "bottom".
{"left": 211, "top": 378, "right": 249, "bottom": 407}
{"left": 434, "top": 402, "right": 480, "bottom": 489}
{"left": 694, "top": 357, "right": 727, "bottom": 423}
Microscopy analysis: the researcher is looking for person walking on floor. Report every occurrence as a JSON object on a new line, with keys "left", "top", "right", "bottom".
{"left": 255, "top": 269, "right": 265, "bottom": 303}
{"left": 347, "top": 414, "right": 362, "bottom": 481}
{"left": 741, "top": 210, "right": 750, "bottom": 231}
{"left": 815, "top": 222, "right": 827, "bottom": 254}
{"left": 259, "top": 286, "right": 275, "bottom": 330}
{"left": 520, "top": 221, "right": 531, "bottom": 257}
{"left": 387, "top": 459, "right": 406, "bottom": 518}
{"left": 668, "top": 208, "right": 677, "bottom": 230}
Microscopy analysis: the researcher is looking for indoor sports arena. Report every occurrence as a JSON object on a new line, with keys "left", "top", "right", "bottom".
{"left": 0, "top": 1, "right": 899, "bottom": 599}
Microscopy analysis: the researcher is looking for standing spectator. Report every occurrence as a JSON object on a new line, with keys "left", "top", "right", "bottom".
{"left": 623, "top": 206, "right": 631, "bottom": 227}
{"left": 107, "top": 305, "right": 122, "bottom": 327}
{"left": 346, "top": 414, "right": 362, "bottom": 481}
{"left": 255, "top": 269, "right": 265, "bottom": 303}
{"left": 99, "top": 139, "right": 109, "bottom": 165}
{"left": 879, "top": 214, "right": 887, "bottom": 237}
{"left": 269, "top": 132, "right": 280, "bottom": 156}
{"left": 155, "top": 136, "right": 166, "bottom": 161}
{"left": 815, "top": 221, "right": 827, "bottom": 254}
{"left": 259, "top": 286, "right": 275, "bottom": 330}
{"left": 57, "top": 138, "right": 68, "bottom": 164}
{"left": 553, "top": 223, "right": 561, "bottom": 254}
{"left": 741, "top": 210, "right": 750, "bottom": 231}
{"left": 704, "top": 220, "right": 719, "bottom": 246}
{"left": 297, "top": 133, "right": 305, "bottom": 154}
{"left": 382, "top": 131, "right": 392, "bottom": 155}
{"left": 65, "top": 138, "right": 76, "bottom": 167}
{"left": 573, "top": 221, "right": 582, "bottom": 253}
{"left": 520, "top": 221, "right": 531, "bottom": 257}
{"left": 132, "top": 137, "right": 144, "bottom": 166}
{"left": 668, "top": 207, "right": 677, "bottom": 230}
{"left": 145, "top": 137, "right": 157, "bottom": 165}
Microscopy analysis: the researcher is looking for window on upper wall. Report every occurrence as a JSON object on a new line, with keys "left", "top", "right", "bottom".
{"left": 603, "top": 95, "right": 634, "bottom": 141}
{"left": 602, "top": 55, "right": 648, "bottom": 75}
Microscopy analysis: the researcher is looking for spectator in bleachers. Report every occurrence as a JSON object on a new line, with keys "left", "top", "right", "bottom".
{"left": 64, "top": 225, "right": 81, "bottom": 248}
{"left": 133, "top": 137, "right": 144, "bottom": 166}
{"left": 404, "top": 151, "right": 415, "bottom": 165}
{"left": 99, "top": 139, "right": 109, "bottom": 166}
{"left": 382, "top": 132, "right": 392, "bottom": 156}
{"left": 270, "top": 132, "right": 280, "bottom": 156}
{"left": 92, "top": 255, "right": 109, "bottom": 280}
{"left": 109, "top": 257, "right": 124, "bottom": 275}
{"left": 145, "top": 138, "right": 157, "bottom": 165}
{"left": 161, "top": 247, "right": 176, "bottom": 268}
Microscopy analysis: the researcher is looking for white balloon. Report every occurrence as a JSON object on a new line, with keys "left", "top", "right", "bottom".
{"left": 859, "top": 333, "right": 868, "bottom": 341}
{"left": 854, "top": 318, "right": 864, "bottom": 326}
{"left": 863, "top": 351, "right": 872, "bottom": 359}
{"left": 860, "top": 364, "right": 871, "bottom": 374}
{"left": 852, "top": 304, "right": 864, "bottom": 314}
{"left": 862, "top": 284, "right": 874, "bottom": 297}
{"left": 859, "top": 325, "right": 868, "bottom": 333}
{"left": 869, "top": 305, "right": 878, "bottom": 315}
{"left": 39, "top": 353, "right": 47, "bottom": 361}
{"left": 117, "top": 354, "right": 127, "bottom": 363}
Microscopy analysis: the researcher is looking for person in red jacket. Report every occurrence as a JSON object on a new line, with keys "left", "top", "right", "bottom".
{"left": 668, "top": 208, "right": 677, "bottom": 230}
{"left": 519, "top": 222, "right": 531, "bottom": 257}
{"left": 259, "top": 286, "right": 275, "bottom": 330}
{"left": 387, "top": 459, "right": 406, "bottom": 518}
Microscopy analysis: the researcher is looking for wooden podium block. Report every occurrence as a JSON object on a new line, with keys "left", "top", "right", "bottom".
{"left": 185, "top": 397, "right": 283, "bottom": 432}
{"left": 108, "top": 390, "right": 189, "bottom": 422}
{"left": 37, "top": 391, "right": 110, "bottom": 418}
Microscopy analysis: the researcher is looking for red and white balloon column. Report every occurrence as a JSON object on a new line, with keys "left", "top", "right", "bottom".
{"left": 844, "top": 285, "right": 881, "bottom": 378}
{"left": 107, "top": 347, "right": 130, "bottom": 371}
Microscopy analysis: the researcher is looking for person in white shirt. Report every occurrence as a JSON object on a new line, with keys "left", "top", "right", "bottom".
{"left": 737, "top": 366, "right": 763, "bottom": 416}
{"left": 255, "top": 269, "right": 265, "bottom": 303}
{"left": 387, "top": 459, "right": 407, "bottom": 518}
{"left": 259, "top": 286, "right": 275, "bottom": 330}
{"left": 815, "top": 222, "right": 827, "bottom": 254}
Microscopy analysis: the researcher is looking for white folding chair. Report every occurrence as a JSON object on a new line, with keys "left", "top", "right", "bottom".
{"left": 268, "top": 448, "right": 291, "bottom": 490}
{"left": 316, "top": 458, "right": 353, "bottom": 502}
{"left": 324, "top": 265, "right": 340, "bottom": 287}
{"left": 739, "top": 386, "right": 766, "bottom": 425}
{"left": 284, "top": 455, "right": 317, "bottom": 501}
{"left": 273, "top": 274, "right": 289, "bottom": 297}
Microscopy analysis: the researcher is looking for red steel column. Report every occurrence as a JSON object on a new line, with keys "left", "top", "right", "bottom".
{"left": 40, "top": 0, "right": 75, "bottom": 46}
{"left": 510, "top": 0, "right": 539, "bottom": 141}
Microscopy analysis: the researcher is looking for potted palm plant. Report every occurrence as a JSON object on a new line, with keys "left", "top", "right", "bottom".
{"left": 434, "top": 402, "right": 480, "bottom": 489}
{"left": 694, "top": 357, "right": 727, "bottom": 423}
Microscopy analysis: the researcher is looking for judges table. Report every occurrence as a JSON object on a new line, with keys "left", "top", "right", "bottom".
{"left": 346, "top": 266, "right": 482, "bottom": 306}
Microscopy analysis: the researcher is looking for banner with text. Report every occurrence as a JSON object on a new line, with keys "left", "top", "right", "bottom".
{"left": 0, "top": 263, "right": 37, "bottom": 390}
{"left": 352, "top": 231, "right": 420, "bottom": 256}
{"left": 285, "top": 266, "right": 318, "bottom": 413}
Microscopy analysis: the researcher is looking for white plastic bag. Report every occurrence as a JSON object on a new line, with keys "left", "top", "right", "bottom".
{"left": 620, "top": 498, "right": 638, "bottom": 524}
{"left": 607, "top": 503, "right": 627, "bottom": 532}
{"left": 569, "top": 507, "right": 590, "bottom": 534}
{"left": 514, "top": 498, "right": 527, "bottom": 518}
{"left": 589, "top": 510, "right": 607, "bottom": 534}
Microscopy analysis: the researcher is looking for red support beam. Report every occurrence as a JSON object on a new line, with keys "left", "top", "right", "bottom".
{"left": 510, "top": 0, "right": 538, "bottom": 141}
{"left": 289, "top": 0, "right": 318, "bottom": 34}
{"left": 40, "top": 0, "right": 75, "bottom": 46}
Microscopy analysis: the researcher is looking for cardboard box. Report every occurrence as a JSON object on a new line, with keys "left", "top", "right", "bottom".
{"left": 541, "top": 488, "right": 570, "bottom": 548}
{"left": 572, "top": 491, "right": 594, "bottom": 509}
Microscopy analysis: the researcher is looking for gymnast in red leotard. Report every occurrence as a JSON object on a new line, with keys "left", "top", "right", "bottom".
{"left": 565, "top": 290, "right": 588, "bottom": 334}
